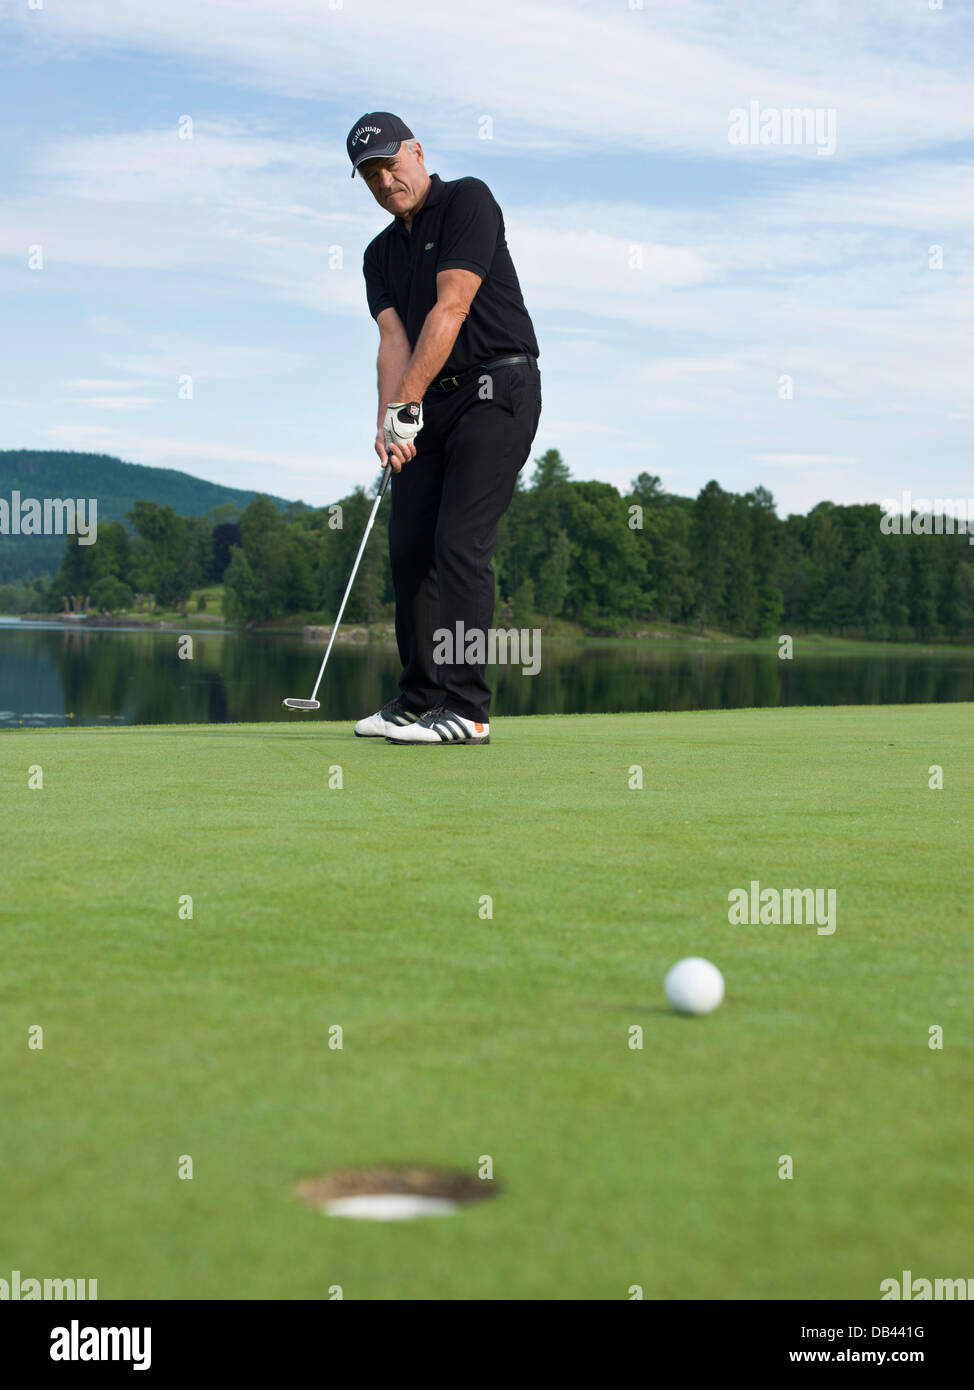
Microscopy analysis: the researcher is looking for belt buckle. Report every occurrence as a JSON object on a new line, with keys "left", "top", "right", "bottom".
{"left": 438, "top": 374, "right": 460, "bottom": 392}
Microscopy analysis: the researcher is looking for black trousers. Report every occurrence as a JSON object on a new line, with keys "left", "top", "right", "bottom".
{"left": 388, "top": 358, "right": 542, "bottom": 722}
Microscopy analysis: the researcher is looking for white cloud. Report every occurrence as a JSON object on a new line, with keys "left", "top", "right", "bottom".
{"left": 11, "top": 0, "right": 974, "bottom": 159}
{"left": 59, "top": 395, "right": 162, "bottom": 411}
{"left": 754, "top": 453, "right": 859, "bottom": 467}
{"left": 102, "top": 339, "right": 304, "bottom": 383}
{"left": 63, "top": 379, "right": 152, "bottom": 392}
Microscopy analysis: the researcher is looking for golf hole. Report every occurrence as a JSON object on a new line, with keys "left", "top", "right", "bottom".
{"left": 297, "top": 1166, "right": 497, "bottom": 1222}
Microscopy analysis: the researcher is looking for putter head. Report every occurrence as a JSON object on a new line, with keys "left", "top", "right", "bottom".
{"left": 283, "top": 698, "right": 320, "bottom": 711}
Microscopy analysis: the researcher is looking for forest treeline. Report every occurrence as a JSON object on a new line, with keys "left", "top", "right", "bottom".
{"left": 5, "top": 449, "right": 973, "bottom": 641}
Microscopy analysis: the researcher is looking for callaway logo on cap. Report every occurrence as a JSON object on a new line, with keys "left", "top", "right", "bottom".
{"left": 346, "top": 112, "right": 414, "bottom": 178}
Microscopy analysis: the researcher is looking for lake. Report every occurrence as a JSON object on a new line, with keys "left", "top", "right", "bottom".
{"left": 2, "top": 620, "right": 973, "bottom": 728}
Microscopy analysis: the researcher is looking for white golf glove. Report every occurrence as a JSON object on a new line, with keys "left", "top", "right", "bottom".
{"left": 383, "top": 400, "right": 423, "bottom": 450}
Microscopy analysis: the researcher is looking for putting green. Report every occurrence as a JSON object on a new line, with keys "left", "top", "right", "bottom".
{"left": 1, "top": 706, "right": 970, "bottom": 1299}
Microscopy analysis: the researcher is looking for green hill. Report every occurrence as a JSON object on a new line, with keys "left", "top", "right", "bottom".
{"left": 0, "top": 450, "right": 294, "bottom": 583}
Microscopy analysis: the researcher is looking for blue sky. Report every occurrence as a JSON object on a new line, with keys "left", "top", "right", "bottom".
{"left": 0, "top": 0, "right": 971, "bottom": 516}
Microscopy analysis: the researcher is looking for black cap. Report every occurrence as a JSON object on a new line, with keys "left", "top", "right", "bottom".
{"left": 346, "top": 112, "right": 414, "bottom": 178}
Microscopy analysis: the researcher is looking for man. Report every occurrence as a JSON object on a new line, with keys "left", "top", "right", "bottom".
{"left": 346, "top": 111, "right": 541, "bottom": 746}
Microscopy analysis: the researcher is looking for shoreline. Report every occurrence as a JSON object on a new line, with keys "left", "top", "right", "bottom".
{"left": 2, "top": 613, "right": 974, "bottom": 654}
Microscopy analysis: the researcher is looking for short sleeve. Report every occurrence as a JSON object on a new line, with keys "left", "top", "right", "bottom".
{"left": 436, "top": 178, "right": 499, "bottom": 281}
{"left": 363, "top": 240, "right": 393, "bottom": 319}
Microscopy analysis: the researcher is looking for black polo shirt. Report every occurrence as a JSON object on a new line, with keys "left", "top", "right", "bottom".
{"left": 363, "top": 172, "right": 539, "bottom": 375}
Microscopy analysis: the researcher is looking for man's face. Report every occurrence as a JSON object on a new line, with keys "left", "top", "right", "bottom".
{"left": 358, "top": 141, "right": 428, "bottom": 216}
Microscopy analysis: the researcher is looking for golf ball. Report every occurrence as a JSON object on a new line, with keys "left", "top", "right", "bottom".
{"left": 664, "top": 957, "right": 724, "bottom": 1015}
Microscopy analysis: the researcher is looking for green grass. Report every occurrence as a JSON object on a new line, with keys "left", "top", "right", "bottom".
{"left": 1, "top": 706, "right": 971, "bottom": 1300}
{"left": 110, "top": 586, "right": 225, "bottom": 625}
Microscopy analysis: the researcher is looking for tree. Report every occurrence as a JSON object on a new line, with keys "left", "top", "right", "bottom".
{"left": 561, "top": 481, "right": 652, "bottom": 624}
{"left": 951, "top": 556, "right": 974, "bottom": 641}
{"left": 129, "top": 502, "right": 192, "bottom": 607}
{"left": 512, "top": 577, "right": 536, "bottom": 625}
{"left": 535, "top": 527, "right": 571, "bottom": 621}
{"left": 746, "top": 487, "right": 783, "bottom": 637}
{"left": 184, "top": 516, "right": 214, "bottom": 592}
{"left": 692, "top": 481, "right": 734, "bottom": 631}
{"left": 0, "top": 584, "right": 23, "bottom": 614}
{"left": 284, "top": 530, "right": 318, "bottom": 615}
{"left": 212, "top": 522, "right": 242, "bottom": 581}
{"left": 850, "top": 545, "right": 887, "bottom": 639}
{"left": 91, "top": 577, "right": 134, "bottom": 614}
{"left": 630, "top": 472, "right": 664, "bottom": 506}
{"left": 530, "top": 448, "right": 571, "bottom": 489}
{"left": 882, "top": 540, "right": 911, "bottom": 638}
{"left": 909, "top": 536, "right": 939, "bottom": 639}
{"left": 318, "top": 487, "right": 387, "bottom": 624}
{"left": 48, "top": 535, "right": 98, "bottom": 605}
{"left": 940, "top": 543, "right": 974, "bottom": 640}
{"left": 804, "top": 503, "right": 853, "bottom": 633}
{"left": 654, "top": 508, "right": 696, "bottom": 623}
{"left": 724, "top": 494, "right": 757, "bottom": 635}
{"left": 223, "top": 547, "right": 266, "bottom": 624}
{"left": 89, "top": 520, "right": 134, "bottom": 588}
{"left": 236, "top": 494, "right": 289, "bottom": 618}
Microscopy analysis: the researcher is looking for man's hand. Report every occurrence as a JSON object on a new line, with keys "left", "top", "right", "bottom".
{"left": 384, "top": 400, "right": 423, "bottom": 447}
{"left": 378, "top": 400, "right": 423, "bottom": 472}
{"left": 375, "top": 429, "right": 415, "bottom": 473}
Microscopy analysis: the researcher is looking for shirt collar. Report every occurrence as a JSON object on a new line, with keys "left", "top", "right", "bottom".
{"left": 391, "top": 173, "right": 443, "bottom": 234}
{"left": 422, "top": 173, "right": 444, "bottom": 207}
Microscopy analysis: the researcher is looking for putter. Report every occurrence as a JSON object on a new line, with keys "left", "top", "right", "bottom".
{"left": 283, "top": 462, "right": 393, "bottom": 711}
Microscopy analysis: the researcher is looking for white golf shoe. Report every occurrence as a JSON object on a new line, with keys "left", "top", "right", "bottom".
{"left": 384, "top": 705, "right": 490, "bottom": 745}
{"left": 354, "top": 696, "right": 423, "bottom": 738}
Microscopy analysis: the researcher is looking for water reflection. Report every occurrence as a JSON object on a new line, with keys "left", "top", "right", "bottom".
{"left": 1, "top": 623, "right": 973, "bottom": 727}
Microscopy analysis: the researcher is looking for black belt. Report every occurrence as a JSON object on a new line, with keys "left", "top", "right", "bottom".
{"left": 427, "top": 354, "right": 535, "bottom": 394}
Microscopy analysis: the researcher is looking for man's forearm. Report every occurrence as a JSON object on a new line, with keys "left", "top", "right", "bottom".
{"left": 377, "top": 337, "right": 413, "bottom": 428}
{"left": 393, "top": 302, "right": 467, "bottom": 402}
